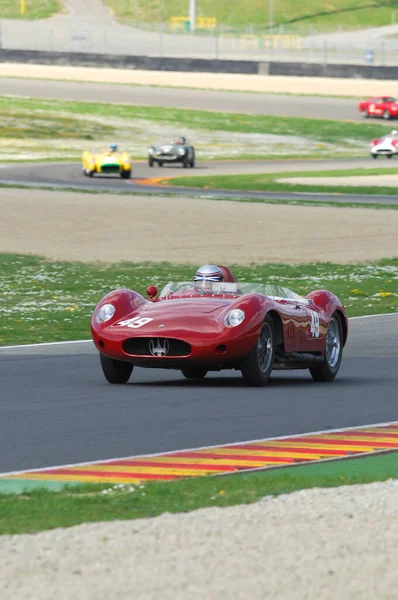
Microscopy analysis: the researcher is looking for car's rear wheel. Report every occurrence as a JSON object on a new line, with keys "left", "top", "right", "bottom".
{"left": 100, "top": 354, "right": 133, "bottom": 384}
{"left": 387, "top": 154, "right": 393, "bottom": 159}
{"left": 148, "top": 156, "right": 154, "bottom": 167}
{"left": 181, "top": 367, "right": 208, "bottom": 380}
{"left": 309, "top": 313, "right": 343, "bottom": 382}
{"left": 190, "top": 155, "right": 195, "bottom": 168}
{"left": 383, "top": 110, "right": 391, "bottom": 120}
{"left": 158, "top": 161, "right": 163, "bottom": 167}
{"left": 371, "top": 154, "right": 378, "bottom": 159}
{"left": 241, "top": 315, "right": 275, "bottom": 387}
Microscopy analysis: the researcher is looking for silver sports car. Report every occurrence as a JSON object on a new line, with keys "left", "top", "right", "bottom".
{"left": 147, "top": 136, "right": 195, "bottom": 168}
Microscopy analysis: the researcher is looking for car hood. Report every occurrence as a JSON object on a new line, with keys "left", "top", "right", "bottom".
{"left": 109, "top": 297, "right": 234, "bottom": 335}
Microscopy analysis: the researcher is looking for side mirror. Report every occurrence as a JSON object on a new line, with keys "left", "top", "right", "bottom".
{"left": 146, "top": 285, "right": 158, "bottom": 301}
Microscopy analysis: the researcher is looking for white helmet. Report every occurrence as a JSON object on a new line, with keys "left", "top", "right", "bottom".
{"left": 194, "top": 264, "right": 224, "bottom": 282}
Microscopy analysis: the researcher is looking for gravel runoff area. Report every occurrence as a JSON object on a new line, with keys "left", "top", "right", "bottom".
{"left": 2, "top": 66, "right": 397, "bottom": 597}
{"left": 2, "top": 188, "right": 398, "bottom": 264}
{"left": 3, "top": 62, "right": 398, "bottom": 97}
{"left": 0, "top": 481, "right": 397, "bottom": 599}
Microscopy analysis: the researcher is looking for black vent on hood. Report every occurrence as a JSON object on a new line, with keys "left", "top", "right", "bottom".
{"left": 122, "top": 337, "right": 191, "bottom": 356}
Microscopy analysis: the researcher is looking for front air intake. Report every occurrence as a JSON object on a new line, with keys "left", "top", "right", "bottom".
{"left": 122, "top": 337, "right": 191, "bottom": 357}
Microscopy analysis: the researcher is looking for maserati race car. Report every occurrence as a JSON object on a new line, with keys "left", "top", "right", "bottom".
{"left": 370, "top": 130, "right": 398, "bottom": 158}
{"left": 82, "top": 146, "right": 132, "bottom": 178}
{"left": 358, "top": 96, "right": 398, "bottom": 119}
{"left": 91, "top": 276, "right": 348, "bottom": 387}
{"left": 147, "top": 136, "right": 195, "bottom": 168}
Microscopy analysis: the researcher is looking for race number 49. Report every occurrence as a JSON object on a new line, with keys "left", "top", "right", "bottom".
{"left": 117, "top": 317, "right": 153, "bottom": 328}
{"left": 310, "top": 312, "right": 320, "bottom": 338}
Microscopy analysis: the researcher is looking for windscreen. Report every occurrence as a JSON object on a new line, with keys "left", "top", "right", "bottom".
{"left": 158, "top": 281, "right": 307, "bottom": 301}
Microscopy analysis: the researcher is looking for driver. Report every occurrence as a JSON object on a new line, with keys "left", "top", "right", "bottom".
{"left": 194, "top": 264, "right": 239, "bottom": 293}
{"left": 194, "top": 265, "right": 224, "bottom": 290}
{"left": 176, "top": 136, "right": 186, "bottom": 145}
{"left": 109, "top": 143, "right": 118, "bottom": 152}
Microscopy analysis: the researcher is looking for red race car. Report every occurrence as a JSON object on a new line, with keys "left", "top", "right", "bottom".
{"left": 358, "top": 96, "right": 398, "bottom": 119}
{"left": 91, "top": 268, "right": 348, "bottom": 387}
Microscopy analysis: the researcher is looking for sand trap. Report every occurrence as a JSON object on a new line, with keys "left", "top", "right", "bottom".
{"left": 1, "top": 188, "right": 397, "bottom": 264}
{"left": 1, "top": 62, "right": 398, "bottom": 97}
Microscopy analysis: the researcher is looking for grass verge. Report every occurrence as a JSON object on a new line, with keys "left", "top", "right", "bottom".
{"left": 163, "top": 166, "right": 398, "bottom": 197}
{"left": 0, "top": 95, "right": 387, "bottom": 161}
{"left": 0, "top": 254, "right": 397, "bottom": 346}
{"left": 108, "top": 0, "right": 398, "bottom": 34}
{"left": 0, "top": 0, "right": 62, "bottom": 19}
{"left": 1, "top": 452, "right": 397, "bottom": 534}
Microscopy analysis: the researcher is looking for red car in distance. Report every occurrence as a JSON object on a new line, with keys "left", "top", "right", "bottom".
{"left": 358, "top": 96, "right": 398, "bottom": 119}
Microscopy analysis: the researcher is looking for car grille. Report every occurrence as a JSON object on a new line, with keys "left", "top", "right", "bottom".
{"left": 157, "top": 153, "right": 177, "bottom": 158}
{"left": 122, "top": 337, "right": 191, "bottom": 357}
{"left": 101, "top": 165, "right": 120, "bottom": 173}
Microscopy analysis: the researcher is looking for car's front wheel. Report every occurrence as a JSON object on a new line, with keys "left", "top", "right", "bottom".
{"left": 387, "top": 154, "right": 393, "bottom": 159}
{"left": 371, "top": 153, "right": 378, "bottom": 159}
{"left": 181, "top": 367, "right": 208, "bottom": 380}
{"left": 100, "top": 354, "right": 133, "bottom": 384}
{"left": 120, "top": 169, "right": 131, "bottom": 179}
{"left": 148, "top": 156, "right": 154, "bottom": 167}
{"left": 309, "top": 313, "right": 343, "bottom": 382}
{"left": 241, "top": 316, "right": 275, "bottom": 387}
{"left": 383, "top": 110, "right": 391, "bottom": 120}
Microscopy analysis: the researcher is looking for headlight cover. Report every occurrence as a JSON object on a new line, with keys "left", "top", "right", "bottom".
{"left": 96, "top": 303, "right": 115, "bottom": 323}
{"left": 224, "top": 308, "right": 245, "bottom": 328}
{"left": 178, "top": 148, "right": 186, "bottom": 155}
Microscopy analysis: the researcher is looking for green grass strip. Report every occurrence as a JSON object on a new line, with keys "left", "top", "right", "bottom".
{"left": 164, "top": 166, "right": 398, "bottom": 197}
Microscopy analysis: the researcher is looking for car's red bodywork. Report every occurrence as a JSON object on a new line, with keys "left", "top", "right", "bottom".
{"left": 91, "top": 280, "right": 348, "bottom": 385}
{"left": 358, "top": 96, "right": 398, "bottom": 119}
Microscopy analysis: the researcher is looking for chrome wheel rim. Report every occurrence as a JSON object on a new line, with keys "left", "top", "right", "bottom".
{"left": 325, "top": 317, "right": 341, "bottom": 369}
{"left": 258, "top": 323, "right": 273, "bottom": 373}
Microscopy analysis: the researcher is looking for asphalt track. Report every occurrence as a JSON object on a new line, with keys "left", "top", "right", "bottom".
{"left": 0, "top": 315, "right": 397, "bottom": 473}
{"left": 2, "top": 159, "right": 398, "bottom": 205}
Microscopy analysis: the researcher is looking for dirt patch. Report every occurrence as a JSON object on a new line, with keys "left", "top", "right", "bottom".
{"left": 2, "top": 63, "right": 398, "bottom": 97}
{"left": 1, "top": 188, "right": 397, "bottom": 264}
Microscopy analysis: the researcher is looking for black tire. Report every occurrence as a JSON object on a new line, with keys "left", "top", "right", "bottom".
{"left": 181, "top": 367, "right": 208, "bottom": 380}
{"left": 100, "top": 354, "right": 133, "bottom": 384}
{"left": 88, "top": 170, "right": 94, "bottom": 177}
{"left": 241, "top": 316, "right": 275, "bottom": 387}
{"left": 309, "top": 313, "right": 343, "bottom": 383}
{"left": 383, "top": 110, "right": 391, "bottom": 120}
{"left": 183, "top": 157, "right": 189, "bottom": 168}
{"left": 120, "top": 169, "right": 131, "bottom": 179}
{"left": 190, "top": 155, "right": 195, "bottom": 168}
{"left": 148, "top": 156, "right": 154, "bottom": 167}
{"left": 387, "top": 154, "right": 393, "bottom": 159}
{"left": 361, "top": 110, "right": 369, "bottom": 118}
{"left": 158, "top": 161, "right": 163, "bottom": 167}
{"left": 371, "top": 154, "right": 378, "bottom": 159}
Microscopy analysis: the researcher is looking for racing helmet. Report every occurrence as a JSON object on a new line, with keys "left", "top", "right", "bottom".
{"left": 179, "top": 136, "right": 186, "bottom": 144}
{"left": 194, "top": 264, "right": 224, "bottom": 282}
{"left": 110, "top": 143, "right": 118, "bottom": 151}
